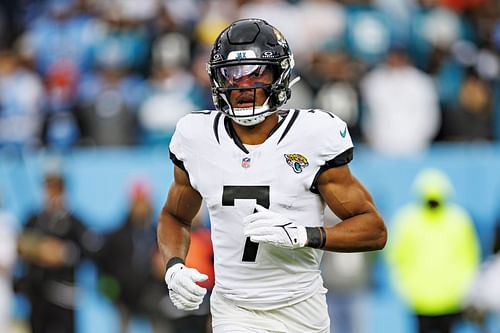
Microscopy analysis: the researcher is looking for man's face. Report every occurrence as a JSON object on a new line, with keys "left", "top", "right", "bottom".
{"left": 218, "top": 64, "right": 274, "bottom": 109}
{"left": 44, "top": 177, "right": 65, "bottom": 211}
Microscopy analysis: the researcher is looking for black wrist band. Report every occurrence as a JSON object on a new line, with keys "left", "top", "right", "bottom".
{"left": 166, "top": 257, "right": 184, "bottom": 270}
{"left": 306, "top": 227, "right": 327, "bottom": 249}
{"left": 319, "top": 227, "right": 327, "bottom": 249}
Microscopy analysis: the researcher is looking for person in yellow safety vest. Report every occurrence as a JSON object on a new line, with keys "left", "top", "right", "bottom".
{"left": 387, "top": 168, "right": 481, "bottom": 333}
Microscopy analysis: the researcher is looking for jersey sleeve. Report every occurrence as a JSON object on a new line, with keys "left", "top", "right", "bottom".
{"left": 169, "top": 115, "right": 190, "bottom": 173}
{"left": 308, "top": 110, "right": 354, "bottom": 193}
{"left": 168, "top": 112, "right": 211, "bottom": 186}
{"left": 313, "top": 110, "right": 354, "bottom": 165}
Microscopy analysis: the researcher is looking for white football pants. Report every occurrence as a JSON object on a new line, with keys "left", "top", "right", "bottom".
{"left": 211, "top": 288, "right": 330, "bottom": 333}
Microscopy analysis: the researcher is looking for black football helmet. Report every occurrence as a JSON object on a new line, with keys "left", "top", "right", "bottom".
{"left": 207, "top": 18, "right": 295, "bottom": 126}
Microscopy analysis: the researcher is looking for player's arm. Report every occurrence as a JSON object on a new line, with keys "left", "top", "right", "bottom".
{"left": 157, "top": 165, "right": 202, "bottom": 265}
{"left": 243, "top": 164, "right": 386, "bottom": 252}
{"left": 317, "top": 164, "right": 387, "bottom": 252}
{"left": 157, "top": 165, "right": 208, "bottom": 311}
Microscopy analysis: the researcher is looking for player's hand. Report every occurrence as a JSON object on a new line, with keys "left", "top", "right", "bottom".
{"left": 243, "top": 204, "right": 307, "bottom": 249}
{"left": 165, "top": 263, "right": 208, "bottom": 311}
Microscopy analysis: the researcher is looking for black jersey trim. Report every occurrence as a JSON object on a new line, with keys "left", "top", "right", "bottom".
{"left": 222, "top": 111, "right": 292, "bottom": 154}
{"left": 277, "top": 109, "right": 300, "bottom": 144}
{"left": 267, "top": 110, "right": 288, "bottom": 138}
{"left": 169, "top": 150, "right": 187, "bottom": 173}
{"left": 309, "top": 147, "right": 354, "bottom": 194}
{"left": 224, "top": 115, "right": 233, "bottom": 140}
{"left": 213, "top": 112, "right": 222, "bottom": 144}
{"left": 223, "top": 117, "right": 250, "bottom": 154}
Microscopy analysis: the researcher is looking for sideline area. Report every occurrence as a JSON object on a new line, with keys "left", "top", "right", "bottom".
{"left": 2, "top": 143, "right": 500, "bottom": 333}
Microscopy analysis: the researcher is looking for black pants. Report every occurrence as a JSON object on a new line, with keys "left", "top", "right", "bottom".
{"left": 30, "top": 298, "right": 74, "bottom": 333}
{"left": 417, "top": 312, "right": 462, "bottom": 333}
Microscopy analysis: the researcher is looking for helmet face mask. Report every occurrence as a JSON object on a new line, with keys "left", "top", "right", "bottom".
{"left": 207, "top": 18, "right": 295, "bottom": 126}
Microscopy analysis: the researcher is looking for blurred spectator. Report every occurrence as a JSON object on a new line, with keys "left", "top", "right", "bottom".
{"left": 189, "top": 46, "right": 216, "bottom": 111}
{"left": 0, "top": 0, "right": 23, "bottom": 49}
{"left": 17, "top": 0, "right": 99, "bottom": 77}
{"left": 238, "top": 0, "right": 308, "bottom": 66}
{"left": 137, "top": 32, "right": 196, "bottom": 145}
{"left": 96, "top": 178, "right": 172, "bottom": 333}
{"left": 408, "top": 0, "right": 472, "bottom": 71}
{"left": 315, "top": 80, "right": 360, "bottom": 141}
{"left": 193, "top": 0, "right": 235, "bottom": 48}
{"left": 296, "top": 0, "right": 347, "bottom": 65}
{"left": 469, "top": 0, "right": 500, "bottom": 50}
{"left": 374, "top": 0, "right": 416, "bottom": 41}
{"left": 0, "top": 0, "right": 496, "bottom": 153}
{"left": 309, "top": 47, "right": 366, "bottom": 140}
{"left": 440, "top": 68, "right": 494, "bottom": 141}
{"left": 44, "top": 110, "right": 81, "bottom": 152}
{"left": 0, "top": 49, "right": 45, "bottom": 153}
{"left": 89, "top": 0, "right": 160, "bottom": 24}
{"left": 360, "top": 45, "right": 440, "bottom": 156}
{"left": 439, "top": 0, "right": 486, "bottom": 13}
{"left": 0, "top": 190, "right": 18, "bottom": 332}
{"left": 91, "top": 10, "right": 152, "bottom": 75}
{"left": 76, "top": 60, "right": 149, "bottom": 146}
{"left": 15, "top": 166, "right": 102, "bottom": 333}
{"left": 343, "top": 2, "right": 394, "bottom": 66}
{"left": 14, "top": 0, "right": 104, "bottom": 151}
{"left": 159, "top": 0, "right": 201, "bottom": 33}
{"left": 387, "top": 168, "right": 481, "bottom": 333}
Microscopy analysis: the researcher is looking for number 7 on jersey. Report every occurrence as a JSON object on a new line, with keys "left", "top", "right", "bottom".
{"left": 222, "top": 185, "right": 270, "bottom": 262}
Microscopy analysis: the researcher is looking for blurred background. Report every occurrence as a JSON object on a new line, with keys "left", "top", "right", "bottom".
{"left": 0, "top": 0, "right": 499, "bottom": 332}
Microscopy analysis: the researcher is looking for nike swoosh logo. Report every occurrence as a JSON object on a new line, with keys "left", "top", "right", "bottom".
{"left": 340, "top": 127, "right": 347, "bottom": 138}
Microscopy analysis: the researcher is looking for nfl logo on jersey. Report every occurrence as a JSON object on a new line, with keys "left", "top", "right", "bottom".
{"left": 241, "top": 157, "right": 251, "bottom": 168}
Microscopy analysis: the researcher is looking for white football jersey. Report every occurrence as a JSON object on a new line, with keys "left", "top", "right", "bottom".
{"left": 169, "top": 109, "right": 353, "bottom": 310}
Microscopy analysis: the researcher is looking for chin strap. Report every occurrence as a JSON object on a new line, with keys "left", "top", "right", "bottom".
{"left": 232, "top": 111, "right": 273, "bottom": 126}
{"left": 289, "top": 76, "right": 300, "bottom": 89}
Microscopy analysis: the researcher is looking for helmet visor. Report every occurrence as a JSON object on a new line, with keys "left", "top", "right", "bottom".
{"left": 215, "top": 64, "right": 276, "bottom": 88}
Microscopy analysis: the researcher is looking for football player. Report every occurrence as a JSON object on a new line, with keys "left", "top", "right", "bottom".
{"left": 157, "top": 18, "right": 387, "bottom": 333}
